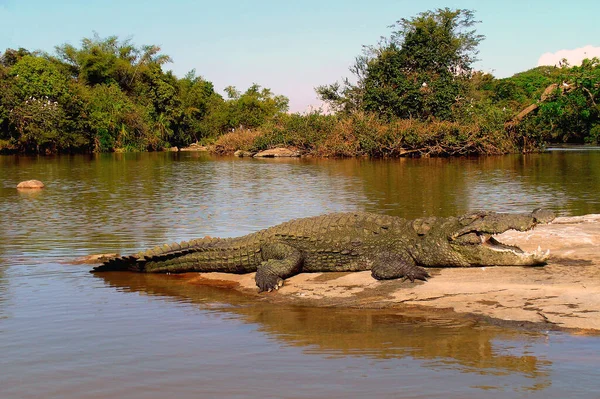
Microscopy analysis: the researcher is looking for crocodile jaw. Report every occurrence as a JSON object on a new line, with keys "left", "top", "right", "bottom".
{"left": 450, "top": 234, "right": 550, "bottom": 266}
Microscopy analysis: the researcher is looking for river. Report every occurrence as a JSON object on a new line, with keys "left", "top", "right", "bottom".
{"left": 1, "top": 150, "right": 600, "bottom": 398}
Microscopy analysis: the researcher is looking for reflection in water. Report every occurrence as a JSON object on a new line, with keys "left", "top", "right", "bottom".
{"left": 316, "top": 157, "right": 470, "bottom": 217}
{"left": 96, "top": 272, "right": 551, "bottom": 390}
{"left": 0, "top": 266, "right": 7, "bottom": 322}
{"left": 308, "top": 152, "right": 600, "bottom": 217}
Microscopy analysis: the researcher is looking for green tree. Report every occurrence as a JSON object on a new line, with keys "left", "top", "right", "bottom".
{"left": 0, "top": 63, "right": 13, "bottom": 144}
{"left": 55, "top": 34, "right": 172, "bottom": 92}
{"left": 83, "top": 83, "right": 151, "bottom": 151}
{"left": 4, "top": 55, "right": 75, "bottom": 152}
{"left": 317, "top": 8, "right": 484, "bottom": 121}
{"left": 535, "top": 58, "right": 600, "bottom": 143}
{"left": 0, "top": 48, "right": 32, "bottom": 67}
{"left": 225, "top": 84, "right": 289, "bottom": 129}
{"left": 175, "top": 69, "right": 224, "bottom": 143}
{"left": 488, "top": 66, "right": 561, "bottom": 110}
{"left": 9, "top": 55, "right": 70, "bottom": 100}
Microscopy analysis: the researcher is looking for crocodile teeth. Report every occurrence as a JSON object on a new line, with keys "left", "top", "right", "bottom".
{"left": 531, "top": 247, "right": 550, "bottom": 260}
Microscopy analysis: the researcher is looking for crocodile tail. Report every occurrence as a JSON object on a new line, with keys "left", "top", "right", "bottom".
{"left": 92, "top": 237, "right": 222, "bottom": 272}
{"left": 92, "top": 254, "right": 146, "bottom": 272}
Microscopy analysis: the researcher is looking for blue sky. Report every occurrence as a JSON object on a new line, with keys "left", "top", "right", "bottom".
{"left": 1, "top": 0, "right": 598, "bottom": 112}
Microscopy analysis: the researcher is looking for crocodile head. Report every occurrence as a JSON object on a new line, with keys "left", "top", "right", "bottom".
{"left": 411, "top": 209, "right": 555, "bottom": 267}
{"left": 447, "top": 209, "right": 555, "bottom": 266}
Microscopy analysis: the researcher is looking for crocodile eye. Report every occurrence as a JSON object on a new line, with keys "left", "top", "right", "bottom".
{"left": 412, "top": 220, "right": 431, "bottom": 235}
{"left": 532, "top": 208, "right": 555, "bottom": 224}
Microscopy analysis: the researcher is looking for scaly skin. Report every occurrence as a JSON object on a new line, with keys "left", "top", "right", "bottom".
{"left": 93, "top": 209, "right": 555, "bottom": 292}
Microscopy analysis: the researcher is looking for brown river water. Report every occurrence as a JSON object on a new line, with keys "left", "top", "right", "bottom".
{"left": 1, "top": 150, "right": 600, "bottom": 398}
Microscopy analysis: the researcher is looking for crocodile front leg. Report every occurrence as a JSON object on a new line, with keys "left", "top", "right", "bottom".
{"left": 371, "top": 251, "right": 429, "bottom": 282}
{"left": 256, "top": 242, "right": 304, "bottom": 292}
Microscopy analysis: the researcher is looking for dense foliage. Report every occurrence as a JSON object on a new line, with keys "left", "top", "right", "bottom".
{"left": 0, "top": 35, "right": 288, "bottom": 153}
{"left": 2, "top": 9, "right": 600, "bottom": 156}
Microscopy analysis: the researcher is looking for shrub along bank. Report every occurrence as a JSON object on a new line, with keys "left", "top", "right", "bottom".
{"left": 213, "top": 112, "right": 516, "bottom": 157}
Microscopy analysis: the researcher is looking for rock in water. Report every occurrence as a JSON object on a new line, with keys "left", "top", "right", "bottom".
{"left": 234, "top": 150, "right": 256, "bottom": 157}
{"left": 17, "top": 180, "right": 45, "bottom": 189}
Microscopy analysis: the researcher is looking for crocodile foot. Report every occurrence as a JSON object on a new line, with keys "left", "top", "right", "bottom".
{"left": 256, "top": 268, "right": 285, "bottom": 293}
{"left": 401, "top": 266, "right": 430, "bottom": 282}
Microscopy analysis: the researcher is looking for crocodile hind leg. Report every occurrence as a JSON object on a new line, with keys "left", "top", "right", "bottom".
{"left": 371, "top": 251, "right": 429, "bottom": 282}
{"left": 256, "top": 242, "right": 303, "bottom": 292}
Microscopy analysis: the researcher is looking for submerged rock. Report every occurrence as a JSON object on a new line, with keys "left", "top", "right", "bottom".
{"left": 17, "top": 180, "right": 45, "bottom": 189}
{"left": 234, "top": 150, "right": 256, "bottom": 157}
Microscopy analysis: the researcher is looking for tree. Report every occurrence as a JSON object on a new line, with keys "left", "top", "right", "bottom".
{"left": 388, "top": 8, "right": 483, "bottom": 76}
{"left": 535, "top": 58, "right": 600, "bottom": 143}
{"left": 54, "top": 33, "right": 172, "bottom": 91}
{"left": 9, "top": 55, "right": 70, "bottom": 100}
{"left": 224, "top": 85, "right": 241, "bottom": 100}
{"left": 0, "top": 48, "right": 32, "bottom": 67}
{"left": 83, "top": 83, "right": 151, "bottom": 151}
{"left": 175, "top": 69, "right": 224, "bottom": 143}
{"left": 4, "top": 55, "right": 74, "bottom": 152}
{"left": 0, "top": 63, "right": 13, "bottom": 140}
{"left": 317, "top": 8, "right": 484, "bottom": 120}
{"left": 224, "top": 84, "right": 289, "bottom": 129}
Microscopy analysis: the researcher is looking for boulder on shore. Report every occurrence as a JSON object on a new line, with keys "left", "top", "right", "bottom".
{"left": 180, "top": 143, "right": 208, "bottom": 152}
{"left": 253, "top": 148, "right": 300, "bottom": 158}
{"left": 17, "top": 180, "right": 45, "bottom": 189}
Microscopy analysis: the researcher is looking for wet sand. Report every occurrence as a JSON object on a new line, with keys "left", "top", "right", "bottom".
{"left": 169, "top": 215, "right": 600, "bottom": 333}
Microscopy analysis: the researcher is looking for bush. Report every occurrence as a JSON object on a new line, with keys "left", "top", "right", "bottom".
{"left": 212, "top": 128, "right": 262, "bottom": 154}
{"left": 586, "top": 124, "right": 600, "bottom": 144}
{"left": 251, "top": 112, "right": 337, "bottom": 151}
{"left": 210, "top": 111, "right": 519, "bottom": 158}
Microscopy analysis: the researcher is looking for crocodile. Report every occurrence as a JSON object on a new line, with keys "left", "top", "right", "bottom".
{"left": 93, "top": 209, "right": 555, "bottom": 292}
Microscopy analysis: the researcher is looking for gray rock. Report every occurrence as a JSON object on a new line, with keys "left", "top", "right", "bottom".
{"left": 234, "top": 150, "right": 256, "bottom": 157}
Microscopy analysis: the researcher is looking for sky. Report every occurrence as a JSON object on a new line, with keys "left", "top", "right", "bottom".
{"left": 1, "top": 0, "right": 599, "bottom": 112}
